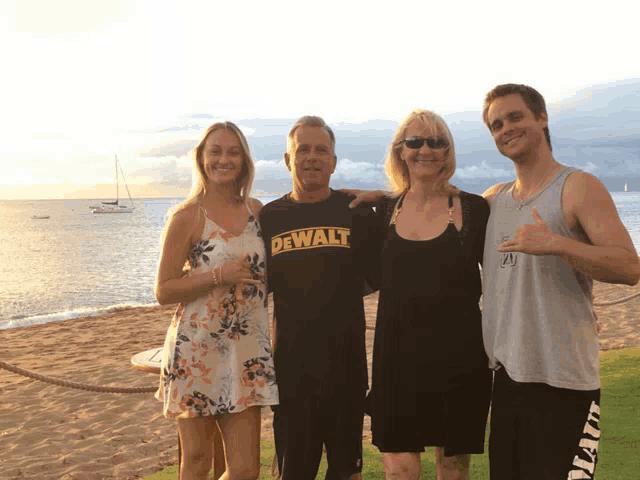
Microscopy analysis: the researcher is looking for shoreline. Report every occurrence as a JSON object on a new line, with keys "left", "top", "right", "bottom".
{"left": 1, "top": 302, "right": 161, "bottom": 331}
{"left": 1, "top": 282, "right": 639, "bottom": 479}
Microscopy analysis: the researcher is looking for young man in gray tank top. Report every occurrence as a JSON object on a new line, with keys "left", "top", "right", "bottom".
{"left": 481, "top": 84, "right": 640, "bottom": 479}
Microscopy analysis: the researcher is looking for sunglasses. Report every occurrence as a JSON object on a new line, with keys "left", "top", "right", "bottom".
{"left": 401, "top": 136, "right": 449, "bottom": 150}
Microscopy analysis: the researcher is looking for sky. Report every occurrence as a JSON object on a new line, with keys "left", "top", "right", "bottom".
{"left": 1, "top": 0, "right": 638, "bottom": 199}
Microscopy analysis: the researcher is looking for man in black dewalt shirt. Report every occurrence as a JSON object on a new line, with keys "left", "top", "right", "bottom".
{"left": 259, "top": 116, "right": 378, "bottom": 480}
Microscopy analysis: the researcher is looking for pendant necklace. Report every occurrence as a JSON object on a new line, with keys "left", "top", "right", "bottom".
{"left": 513, "top": 165, "right": 561, "bottom": 210}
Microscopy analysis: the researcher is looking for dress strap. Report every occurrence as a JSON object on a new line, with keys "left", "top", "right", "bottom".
{"left": 391, "top": 193, "right": 454, "bottom": 225}
{"left": 198, "top": 203, "right": 208, "bottom": 218}
{"left": 389, "top": 192, "right": 407, "bottom": 226}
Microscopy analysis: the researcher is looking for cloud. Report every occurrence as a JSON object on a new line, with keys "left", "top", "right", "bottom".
{"left": 577, "top": 161, "right": 598, "bottom": 173}
{"left": 335, "top": 158, "right": 384, "bottom": 182}
{"left": 254, "top": 159, "right": 289, "bottom": 180}
{"left": 331, "top": 158, "right": 386, "bottom": 189}
{"left": 126, "top": 155, "right": 191, "bottom": 186}
{"left": 454, "top": 160, "right": 514, "bottom": 179}
{"left": 236, "top": 124, "right": 256, "bottom": 137}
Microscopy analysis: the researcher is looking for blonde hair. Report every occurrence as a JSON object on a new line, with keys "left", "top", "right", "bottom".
{"left": 159, "top": 122, "right": 255, "bottom": 274}
{"left": 384, "top": 109, "right": 458, "bottom": 195}
{"left": 173, "top": 121, "right": 255, "bottom": 215}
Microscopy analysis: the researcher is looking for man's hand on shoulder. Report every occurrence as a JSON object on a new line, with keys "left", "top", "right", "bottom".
{"left": 337, "top": 188, "right": 388, "bottom": 208}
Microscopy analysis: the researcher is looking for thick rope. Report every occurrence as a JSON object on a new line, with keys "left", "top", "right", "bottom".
{"left": 3, "top": 291, "right": 638, "bottom": 392}
{"left": 593, "top": 291, "right": 640, "bottom": 306}
{"left": 0, "top": 360, "right": 157, "bottom": 394}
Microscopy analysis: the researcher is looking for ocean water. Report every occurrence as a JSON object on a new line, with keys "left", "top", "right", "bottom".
{"left": 1, "top": 192, "right": 639, "bottom": 330}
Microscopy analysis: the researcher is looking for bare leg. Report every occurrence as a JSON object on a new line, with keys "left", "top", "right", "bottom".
{"left": 270, "top": 453, "right": 280, "bottom": 479}
{"left": 381, "top": 452, "right": 421, "bottom": 480}
{"left": 434, "top": 448, "right": 470, "bottom": 480}
{"left": 216, "top": 406, "right": 262, "bottom": 480}
{"left": 212, "top": 422, "right": 225, "bottom": 480}
{"left": 177, "top": 416, "right": 218, "bottom": 480}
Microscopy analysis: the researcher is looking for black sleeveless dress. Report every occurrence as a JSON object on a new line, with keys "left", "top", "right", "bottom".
{"left": 368, "top": 191, "right": 491, "bottom": 451}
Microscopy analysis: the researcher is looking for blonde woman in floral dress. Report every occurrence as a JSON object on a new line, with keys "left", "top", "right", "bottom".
{"left": 155, "top": 121, "right": 278, "bottom": 480}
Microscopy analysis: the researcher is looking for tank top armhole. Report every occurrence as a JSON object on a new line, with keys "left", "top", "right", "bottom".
{"left": 558, "top": 167, "right": 578, "bottom": 226}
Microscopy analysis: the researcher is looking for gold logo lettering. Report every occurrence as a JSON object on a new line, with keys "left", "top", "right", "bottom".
{"left": 312, "top": 230, "right": 329, "bottom": 246}
{"left": 271, "top": 227, "right": 351, "bottom": 256}
{"left": 272, "top": 237, "right": 283, "bottom": 254}
{"left": 291, "top": 230, "right": 313, "bottom": 248}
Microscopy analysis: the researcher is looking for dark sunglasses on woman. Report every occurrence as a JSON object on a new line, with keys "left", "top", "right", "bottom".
{"left": 400, "top": 136, "right": 449, "bottom": 150}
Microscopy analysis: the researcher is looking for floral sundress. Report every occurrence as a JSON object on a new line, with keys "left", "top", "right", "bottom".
{"left": 155, "top": 211, "right": 278, "bottom": 418}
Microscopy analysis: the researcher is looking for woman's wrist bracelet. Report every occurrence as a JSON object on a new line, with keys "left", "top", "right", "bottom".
{"left": 211, "top": 266, "right": 224, "bottom": 287}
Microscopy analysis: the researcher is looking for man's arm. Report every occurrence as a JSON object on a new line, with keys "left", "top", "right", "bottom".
{"left": 352, "top": 203, "right": 383, "bottom": 295}
{"left": 498, "top": 172, "right": 640, "bottom": 285}
{"left": 482, "top": 182, "right": 508, "bottom": 206}
{"left": 341, "top": 189, "right": 388, "bottom": 208}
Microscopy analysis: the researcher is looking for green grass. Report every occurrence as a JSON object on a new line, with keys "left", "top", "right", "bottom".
{"left": 144, "top": 347, "right": 639, "bottom": 479}
{"left": 142, "top": 439, "right": 490, "bottom": 479}
{"left": 593, "top": 347, "right": 640, "bottom": 479}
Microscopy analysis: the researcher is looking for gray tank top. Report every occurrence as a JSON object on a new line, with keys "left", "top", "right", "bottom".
{"left": 483, "top": 167, "right": 599, "bottom": 390}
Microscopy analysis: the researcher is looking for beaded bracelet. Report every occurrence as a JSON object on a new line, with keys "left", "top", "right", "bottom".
{"left": 212, "top": 268, "right": 219, "bottom": 287}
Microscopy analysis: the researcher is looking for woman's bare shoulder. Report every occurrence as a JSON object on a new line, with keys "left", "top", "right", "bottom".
{"left": 166, "top": 202, "right": 204, "bottom": 242}
{"left": 171, "top": 201, "right": 200, "bottom": 222}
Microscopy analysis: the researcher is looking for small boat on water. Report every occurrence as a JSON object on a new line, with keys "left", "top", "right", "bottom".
{"left": 624, "top": 183, "right": 628, "bottom": 192}
{"left": 31, "top": 215, "right": 50, "bottom": 219}
{"left": 90, "top": 155, "right": 135, "bottom": 214}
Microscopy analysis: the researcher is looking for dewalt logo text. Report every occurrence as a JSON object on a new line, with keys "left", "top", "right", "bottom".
{"left": 271, "top": 226, "right": 350, "bottom": 256}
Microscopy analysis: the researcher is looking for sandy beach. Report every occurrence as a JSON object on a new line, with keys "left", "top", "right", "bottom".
{"left": 1, "top": 281, "right": 640, "bottom": 480}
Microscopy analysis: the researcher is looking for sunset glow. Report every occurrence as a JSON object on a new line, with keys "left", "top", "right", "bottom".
{"left": 1, "top": 0, "right": 638, "bottom": 199}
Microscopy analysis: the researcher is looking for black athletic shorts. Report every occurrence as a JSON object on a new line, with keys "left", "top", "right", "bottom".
{"left": 489, "top": 367, "right": 601, "bottom": 480}
{"left": 273, "top": 393, "right": 365, "bottom": 480}
{"left": 372, "top": 368, "right": 493, "bottom": 457}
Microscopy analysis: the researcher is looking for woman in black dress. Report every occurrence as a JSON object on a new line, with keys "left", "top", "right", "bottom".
{"left": 368, "top": 109, "right": 492, "bottom": 479}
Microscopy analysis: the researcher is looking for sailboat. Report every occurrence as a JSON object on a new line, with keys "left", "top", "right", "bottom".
{"left": 624, "top": 183, "right": 628, "bottom": 192}
{"left": 90, "top": 155, "right": 135, "bottom": 214}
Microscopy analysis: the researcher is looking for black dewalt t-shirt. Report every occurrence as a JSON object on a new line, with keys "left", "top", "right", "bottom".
{"left": 259, "top": 190, "right": 379, "bottom": 401}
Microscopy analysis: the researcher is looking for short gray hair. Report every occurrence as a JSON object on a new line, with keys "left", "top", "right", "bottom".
{"left": 287, "top": 115, "right": 336, "bottom": 153}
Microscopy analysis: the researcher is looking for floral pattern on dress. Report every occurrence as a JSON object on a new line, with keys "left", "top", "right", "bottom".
{"left": 156, "top": 213, "right": 279, "bottom": 418}
{"left": 241, "top": 357, "right": 276, "bottom": 388}
{"left": 189, "top": 239, "right": 215, "bottom": 268}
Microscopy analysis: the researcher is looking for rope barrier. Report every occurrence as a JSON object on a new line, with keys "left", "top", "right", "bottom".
{"left": 593, "top": 291, "right": 640, "bottom": 306}
{"left": 2, "top": 291, "right": 637, "bottom": 393}
{"left": 0, "top": 360, "right": 157, "bottom": 394}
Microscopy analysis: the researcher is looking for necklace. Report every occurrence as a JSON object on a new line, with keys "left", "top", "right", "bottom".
{"left": 513, "top": 165, "right": 562, "bottom": 210}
